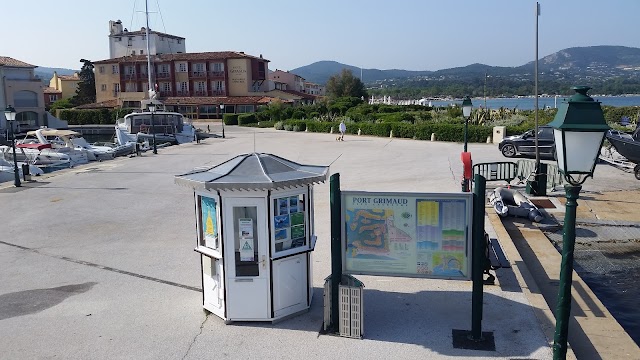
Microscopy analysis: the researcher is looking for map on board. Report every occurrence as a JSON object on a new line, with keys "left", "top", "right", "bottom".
{"left": 344, "top": 193, "right": 471, "bottom": 279}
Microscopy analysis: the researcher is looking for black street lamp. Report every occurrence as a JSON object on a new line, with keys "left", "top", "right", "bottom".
{"left": 220, "top": 103, "right": 225, "bottom": 138}
{"left": 4, "top": 106, "right": 21, "bottom": 187}
{"left": 462, "top": 96, "right": 473, "bottom": 152}
{"left": 548, "top": 86, "right": 609, "bottom": 360}
{"left": 149, "top": 102, "right": 158, "bottom": 154}
{"left": 461, "top": 97, "right": 473, "bottom": 192}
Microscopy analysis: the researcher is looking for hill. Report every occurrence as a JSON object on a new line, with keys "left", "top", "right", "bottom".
{"left": 291, "top": 46, "right": 640, "bottom": 94}
{"left": 34, "top": 67, "right": 78, "bottom": 85}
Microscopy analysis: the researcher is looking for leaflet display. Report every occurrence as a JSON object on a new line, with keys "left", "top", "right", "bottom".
{"left": 342, "top": 192, "right": 472, "bottom": 280}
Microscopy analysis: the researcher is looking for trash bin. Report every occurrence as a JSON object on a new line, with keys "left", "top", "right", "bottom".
{"left": 339, "top": 275, "right": 364, "bottom": 338}
{"left": 21, "top": 164, "right": 31, "bottom": 181}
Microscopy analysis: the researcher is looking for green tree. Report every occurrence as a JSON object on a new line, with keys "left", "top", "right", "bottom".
{"left": 49, "top": 98, "right": 75, "bottom": 111}
{"left": 326, "top": 69, "right": 368, "bottom": 99}
{"left": 71, "top": 59, "right": 96, "bottom": 106}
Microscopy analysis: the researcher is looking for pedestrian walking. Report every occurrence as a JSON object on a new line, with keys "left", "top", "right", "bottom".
{"left": 207, "top": 124, "right": 210, "bottom": 133}
{"left": 338, "top": 120, "right": 346, "bottom": 141}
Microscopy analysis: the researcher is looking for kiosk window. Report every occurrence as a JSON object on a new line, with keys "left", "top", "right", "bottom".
{"left": 199, "top": 196, "right": 219, "bottom": 249}
{"left": 233, "top": 206, "right": 259, "bottom": 277}
{"left": 273, "top": 194, "right": 306, "bottom": 253}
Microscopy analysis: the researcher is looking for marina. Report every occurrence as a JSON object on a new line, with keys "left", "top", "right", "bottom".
{"left": 1, "top": 125, "right": 638, "bottom": 359}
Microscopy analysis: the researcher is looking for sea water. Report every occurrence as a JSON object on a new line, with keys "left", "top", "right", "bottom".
{"left": 428, "top": 95, "right": 640, "bottom": 110}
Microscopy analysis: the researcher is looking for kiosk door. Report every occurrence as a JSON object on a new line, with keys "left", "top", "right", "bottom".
{"left": 224, "top": 197, "right": 270, "bottom": 320}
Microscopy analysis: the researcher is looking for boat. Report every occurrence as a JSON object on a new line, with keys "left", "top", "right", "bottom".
{"left": 113, "top": 0, "right": 196, "bottom": 148}
{"left": 21, "top": 129, "right": 92, "bottom": 165}
{"left": 605, "top": 129, "right": 640, "bottom": 180}
{"left": 115, "top": 110, "right": 196, "bottom": 146}
{"left": 0, "top": 143, "right": 72, "bottom": 168}
{"left": 0, "top": 158, "right": 44, "bottom": 183}
{"left": 69, "top": 136, "right": 116, "bottom": 161}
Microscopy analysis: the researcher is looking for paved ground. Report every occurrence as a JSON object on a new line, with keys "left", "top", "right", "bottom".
{"left": 1, "top": 125, "right": 638, "bottom": 359}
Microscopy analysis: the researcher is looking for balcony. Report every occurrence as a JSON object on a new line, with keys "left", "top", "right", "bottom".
{"left": 208, "top": 71, "right": 225, "bottom": 78}
{"left": 194, "top": 90, "right": 208, "bottom": 96}
{"left": 123, "top": 73, "right": 137, "bottom": 80}
{"left": 156, "top": 72, "right": 171, "bottom": 79}
{"left": 190, "top": 71, "right": 207, "bottom": 78}
{"left": 210, "top": 90, "right": 225, "bottom": 96}
{"left": 176, "top": 91, "right": 191, "bottom": 97}
{"left": 159, "top": 91, "right": 172, "bottom": 97}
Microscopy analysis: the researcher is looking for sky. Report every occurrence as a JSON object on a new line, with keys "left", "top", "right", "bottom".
{"left": 2, "top": 0, "right": 639, "bottom": 72}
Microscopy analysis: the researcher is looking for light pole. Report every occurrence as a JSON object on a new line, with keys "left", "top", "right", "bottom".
{"left": 4, "top": 106, "right": 20, "bottom": 187}
{"left": 149, "top": 102, "right": 157, "bottom": 154}
{"left": 462, "top": 96, "right": 472, "bottom": 152}
{"left": 548, "top": 86, "right": 609, "bottom": 360}
{"left": 460, "top": 97, "right": 473, "bottom": 192}
{"left": 220, "top": 103, "right": 225, "bottom": 138}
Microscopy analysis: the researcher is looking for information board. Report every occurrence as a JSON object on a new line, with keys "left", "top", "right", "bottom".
{"left": 342, "top": 191, "right": 472, "bottom": 280}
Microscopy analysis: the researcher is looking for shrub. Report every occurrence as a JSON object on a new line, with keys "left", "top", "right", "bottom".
{"left": 238, "top": 113, "right": 258, "bottom": 126}
{"left": 223, "top": 114, "right": 239, "bottom": 125}
{"left": 274, "top": 121, "right": 284, "bottom": 130}
{"left": 293, "top": 125, "right": 301, "bottom": 132}
{"left": 284, "top": 124, "right": 293, "bottom": 131}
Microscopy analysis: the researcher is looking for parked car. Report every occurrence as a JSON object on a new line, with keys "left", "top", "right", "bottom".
{"left": 498, "top": 126, "right": 556, "bottom": 159}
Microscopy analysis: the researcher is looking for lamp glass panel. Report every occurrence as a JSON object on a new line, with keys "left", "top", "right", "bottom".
{"left": 554, "top": 129, "right": 566, "bottom": 172}
{"left": 462, "top": 106, "right": 472, "bottom": 118}
{"left": 562, "top": 131, "right": 605, "bottom": 173}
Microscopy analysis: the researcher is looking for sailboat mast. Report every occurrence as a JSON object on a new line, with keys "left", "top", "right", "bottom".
{"left": 145, "top": 0, "right": 153, "bottom": 97}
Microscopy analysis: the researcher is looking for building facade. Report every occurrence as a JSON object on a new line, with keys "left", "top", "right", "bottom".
{"left": 269, "top": 70, "right": 305, "bottom": 93}
{"left": 92, "top": 51, "right": 270, "bottom": 118}
{"left": 43, "top": 87, "right": 63, "bottom": 108}
{"left": 49, "top": 72, "right": 81, "bottom": 100}
{"left": 0, "top": 56, "right": 46, "bottom": 134}
{"left": 108, "top": 20, "right": 186, "bottom": 58}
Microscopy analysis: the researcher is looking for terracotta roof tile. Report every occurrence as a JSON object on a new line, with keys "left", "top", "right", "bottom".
{"left": 43, "top": 87, "right": 62, "bottom": 94}
{"left": 281, "top": 89, "right": 317, "bottom": 100}
{"left": 163, "top": 96, "right": 268, "bottom": 105}
{"left": 94, "top": 51, "right": 269, "bottom": 65}
{"left": 58, "top": 74, "right": 79, "bottom": 81}
{"left": 0, "top": 56, "right": 35, "bottom": 68}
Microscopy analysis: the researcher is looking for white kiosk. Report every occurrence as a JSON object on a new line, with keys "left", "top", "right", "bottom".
{"left": 175, "top": 153, "right": 328, "bottom": 323}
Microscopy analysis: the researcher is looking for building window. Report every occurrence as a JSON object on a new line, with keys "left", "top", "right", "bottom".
{"left": 161, "top": 82, "right": 171, "bottom": 92}
{"left": 212, "top": 62, "right": 224, "bottom": 72}
{"left": 49, "top": 95, "right": 58, "bottom": 102}
{"left": 177, "top": 81, "right": 188, "bottom": 94}
{"left": 196, "top": 81, "right": 206, "bottom": 92}
{"left": 177, "top": 63, "right": 187, "bottom": 72}
{"left": 99, "top": 66, "right": 105, "bottom": 74}
{"left": 159, "top": 64, "right": 169, "bottom": 74}
{"left": 212, "top": 80, "right": 225, "bottom": 92}
{"left": 125, "top": 83, "right": 137, "bottom": 92}
{"left": 140, "top": 50, "right": 144, "bottom": 55}
{"left": 177, "top": 39, "right": 182, "bottom": 44}
{"left": 112, "top": 65, "right": 119, "bottom": 74}
{"left": 237, "top": 105, "right": 255, "bottom": 113}
{"left": 114, "top": 83, "right": 120, "bottom": 93}
{"left": 14, "top": 90, "right": 38, "bottom": 107}
{"left": 101, "top": 84, "right": 107, "bottom": 91}
{"left": 116, "top": 37, "right": 122, "bottom": 42}
{"left": 126, "top": 66, "right": 135, "bottom": 75}
{"left": 194, "top": 63, "right": 205, "bottom": 72}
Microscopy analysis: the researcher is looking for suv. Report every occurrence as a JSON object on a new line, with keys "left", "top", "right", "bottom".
{"left": 498, "top": 126, "right": 556, "bottom": 159}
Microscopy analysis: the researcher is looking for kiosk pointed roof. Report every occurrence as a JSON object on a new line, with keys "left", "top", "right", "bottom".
{"left": 175, "top": 153, "right": 329, "bottom": 191}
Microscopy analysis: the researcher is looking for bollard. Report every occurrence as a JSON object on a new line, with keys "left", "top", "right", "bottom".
{"left": 431, "top": 133, "right": 436, "bottom": 141}
{"left": 486, "top": 136, "right": 491, "bottom": 143}
{"left": 390, "top": 130, "right": 394, "bottom": 138}
{"left": 358, "top": 129, "right": 361, "bottom": 136}
{"left": 21, "top": 164, "right": 31, "bottom": 181}
{"left": 330, "top": 126, "right": 334, "bottom": 134}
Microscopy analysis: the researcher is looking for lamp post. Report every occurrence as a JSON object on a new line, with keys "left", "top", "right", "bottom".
{"left": 461, "top": 97, "right": 473, "bottom": 192}
{"left": 462, "top": 96, "right": 472, "bottom": 152}
{"left": 149, "top": 102, "right": 157, "bottom": 154}
{"left": 4, "top": 106, "right": 21, "bottom": 187}
{"left": 220, "top": 103, "right": 225, "bottom": 138}
{"left": 548, "top": 86, "right": 609, "bottom": 360}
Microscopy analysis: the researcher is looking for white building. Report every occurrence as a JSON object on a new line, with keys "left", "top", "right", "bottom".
{"left": 108, "top": 20, "right": 186, "bottom": 59}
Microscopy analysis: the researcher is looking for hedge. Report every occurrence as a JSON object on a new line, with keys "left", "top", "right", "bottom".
{"left": 58, "top": 109, "right": 136, "bottom": 125}
{"left": 223, "top": 114, "right": 239, "bottom": 125}
{"left": 237, "top": 113, "right": 258, "bottom": 126}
